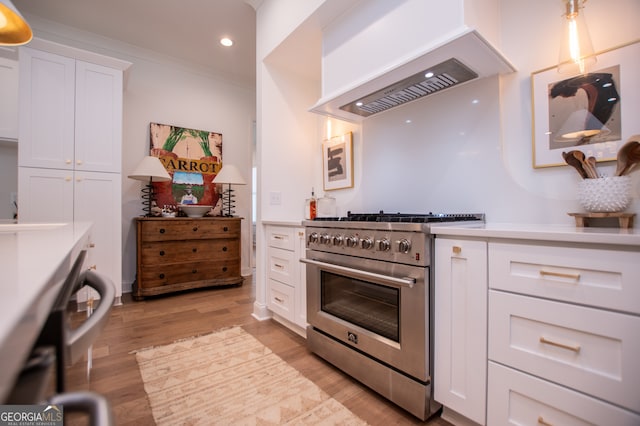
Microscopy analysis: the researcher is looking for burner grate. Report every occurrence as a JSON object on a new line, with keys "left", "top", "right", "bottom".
{"left": 338, "top": 211, "right": 485, "bottom": 223}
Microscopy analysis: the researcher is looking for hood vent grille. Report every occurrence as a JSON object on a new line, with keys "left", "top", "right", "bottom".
{"left": 339, "top": 58, "right": 477, "bottom": 118}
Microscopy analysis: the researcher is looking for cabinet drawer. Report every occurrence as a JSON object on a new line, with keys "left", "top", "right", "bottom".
{"left": 140, "top": 219, "right": 240, "bottom": 242}
{"left": 139, "top": 259, "right": 240, "bottom": 288}
{"left": 140, "top": 239, "right": 239, "bottom": 264}
{"left": 267, "top": 226, "right": 295, "bottom": 250}
{"left": 267, "top": 247, "right": 296, "bottom": 286}
{"left": 489, "top": 290, "right": 640, "bottom": 412}
{"left": 268, "top": 279, "right": 294, "bottom": 321}
{"left": 489, "top": 242, "right": 640, "bottom": 314}
{"left": 488, "top": 362, "right": 640, "bottom": 426}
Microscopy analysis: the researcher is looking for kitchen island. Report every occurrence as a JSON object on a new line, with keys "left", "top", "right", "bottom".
{"left": 0, "top": 221, "right": 92, "bottom": 403}
{"left": 431, "top": 223, "right": 640, "bottom": 425}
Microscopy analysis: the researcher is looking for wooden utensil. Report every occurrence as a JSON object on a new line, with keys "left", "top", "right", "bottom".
{"left": 616, "top": 138, "right": 640, "bottom": 176}
{"left": 586, "top": 156, "right": 598, "bottom": 178}
{"left": 562, "top": 151, "right": 587, "bottom": 179}
{"left": 570, "top": 149, "right": 597, "bottom": 179}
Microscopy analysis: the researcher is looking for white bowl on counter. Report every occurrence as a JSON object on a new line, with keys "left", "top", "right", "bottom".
{"left": 178, "top": 205, "right": 212, "bottom": 218}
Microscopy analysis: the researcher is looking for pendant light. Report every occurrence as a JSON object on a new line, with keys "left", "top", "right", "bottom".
{"left": 0, "top": 0, "right": 32, "bottom": 46}
{"left": 558, "top": 0, "right": 596, "bottom": 74}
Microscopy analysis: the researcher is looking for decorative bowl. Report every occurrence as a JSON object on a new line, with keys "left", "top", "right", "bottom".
{"left": 178, "top": 205, "right": 212, "bottom": 218}
{"left": 578, "top": 176, "right": 632, "bottom": 213}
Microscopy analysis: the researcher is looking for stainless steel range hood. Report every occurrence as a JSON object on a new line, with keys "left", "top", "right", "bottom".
{"left": 310, "top": 29, "right": 516, "bottom": 122}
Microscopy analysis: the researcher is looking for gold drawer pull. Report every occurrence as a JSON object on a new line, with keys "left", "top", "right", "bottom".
{"left": 539, "top": 270, "right": 580, "bottom": 281}
{"left": 538, "top": 416, "right": 553, "bottom": 426}
{"left": 452, "top": 246, "right": 461, "bottom": 254}
{"left": 539, "top": 336, "right": 581, "bottom": 353}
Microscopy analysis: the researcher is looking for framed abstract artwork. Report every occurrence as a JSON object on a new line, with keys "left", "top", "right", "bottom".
{"left": 531, "top": 40, "right": 640, "bottom": 168}
{"left": 322, "top": 132, "right": 353, "bottom": 191}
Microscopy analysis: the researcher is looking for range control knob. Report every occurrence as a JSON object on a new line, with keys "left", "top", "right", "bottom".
{"left": 377, "top": 238, "right": 391, "bottom": 251}
{"left": 320, "top": 234, "right": 332, "bottom": 245}
{"left": 398, "top": 239, "right": 412, "bottom": 253}
{"left": 308, "top": 232, "right": 319, "bottom": 244}
{"left": 332, "top": 235, "right": 344, "bottom": 246}
{"left": 346, "top": 236, "right": 359, "bottom": 247}
{"left": 361, "top": 237, "right": 374, "bottom": 250}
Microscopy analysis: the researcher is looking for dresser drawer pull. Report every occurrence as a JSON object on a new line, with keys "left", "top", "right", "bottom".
{"left": 538, "top": 416, "right": 553, "bottom": 426}
{"left": 222, "top": 267, "right": 228, "bottom": 272}
{"left": 274, "top": 297, "right": 284, "bottom": 303}
{"left": 274, "top": 263, "right": 284, "bottom": 269}
{"left": 539, "top": 270, "right": 580, "bottom": 281}
{"left": 539, "top": 336, "right": 581, "bottom": 353}
{"left": 222, "top": 247, "right": 227, "bottom": 252}
{"left": 159, "top": 250, "right": 165, "bottom": 256}
{"left": 192, "top": 248, "right": 197, "bottom": 253}
{"left": 452, "top": 246, "right": 462, "bottom": 254}
{"left": 274, "top": 235, "right": 284, "bottom": 240}
{"left": 192, "top": 269, "right": 197, "bottom": 274}
{"left": 193, "top": 227, "right": 198, "bottom": 232}
{"left": 159, "top": 228, "right": 165, "bottom": 234}
{"left": 159, "top": 273, "right": 165, "bottom": 279}
{"left": 223, "top": 227, "right": 228, "bottom": 232}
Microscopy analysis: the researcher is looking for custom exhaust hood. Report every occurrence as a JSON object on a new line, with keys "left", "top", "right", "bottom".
{"left": 310, "top": 29, "right": 516, "bottom": 123}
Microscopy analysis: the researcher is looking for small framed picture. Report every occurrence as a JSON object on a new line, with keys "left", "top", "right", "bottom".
{"left": 322, "top": 132, "right": 353, "bottom": 191}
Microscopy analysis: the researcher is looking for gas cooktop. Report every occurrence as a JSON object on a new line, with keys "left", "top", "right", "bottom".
{"left": 313, "top": 211, "right": 485, "bottom": 223}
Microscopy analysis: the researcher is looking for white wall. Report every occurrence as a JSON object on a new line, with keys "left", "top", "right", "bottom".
{"left": 21, "top": 15, "right": 256, "bottom": 291}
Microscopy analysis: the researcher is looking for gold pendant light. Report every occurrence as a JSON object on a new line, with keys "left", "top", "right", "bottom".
{"left": 0, "top": 0, "right": 32, "bottom": 46}
{"left": 558, "top": 0, "right": 596, "bottom": 74}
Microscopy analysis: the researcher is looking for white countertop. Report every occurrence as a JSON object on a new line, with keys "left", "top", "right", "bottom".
{"left": 0, "top": 221, "right": 92, "bottom": 402}
{"left": 430, "top": 223, "right": 640, "bottom": 246}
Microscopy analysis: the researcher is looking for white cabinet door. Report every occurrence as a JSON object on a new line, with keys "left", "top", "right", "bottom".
{"left": 74, "top": 171, "right": 122, "bottom": 300}
{"left": 0, "top": 56, "right": 19, "bottom": 141}
{"left": 434, "top": 237, "right": 488, "bottom": 425}
{"left": 18, "top": 47, "right": 75, "bottom": 170}
{"left": 74, "top": 61, "right": 122, "bottom": 173}
{"left": 18, "top": 167, "right": 74, "bottom": 223}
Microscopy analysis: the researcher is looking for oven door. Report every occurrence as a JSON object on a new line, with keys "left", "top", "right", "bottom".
{"left": 303, "top": 250, "right": 429, "bottom": 382}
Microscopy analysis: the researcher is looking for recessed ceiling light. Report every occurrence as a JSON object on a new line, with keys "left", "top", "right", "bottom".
{"left": 220, "top": 37, "right": 233, "bottom": 47}
{"left": 424, "top": 71, "right": 434, "bottom": 78}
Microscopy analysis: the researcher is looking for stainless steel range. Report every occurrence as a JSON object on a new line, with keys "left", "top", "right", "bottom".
{"left": 301, "top": 211, "right": 484, "bottom": 421}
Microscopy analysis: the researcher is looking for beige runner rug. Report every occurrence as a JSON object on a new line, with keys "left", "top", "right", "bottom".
{"left": 134, "top": 326, "right": 368, "bottom": 425}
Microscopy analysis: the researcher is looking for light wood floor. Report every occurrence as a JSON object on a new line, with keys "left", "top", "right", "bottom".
{"left": 64, "top": 274, "right": 451, "bottom": 425}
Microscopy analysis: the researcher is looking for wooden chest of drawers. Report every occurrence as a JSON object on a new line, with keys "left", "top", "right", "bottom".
{"left": 133, "top": 217, "right": 242, "bottom": 300}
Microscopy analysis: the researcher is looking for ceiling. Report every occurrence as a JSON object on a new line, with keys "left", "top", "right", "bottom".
{"left": 12, "top": 0, "right": 258, "bottom": 88}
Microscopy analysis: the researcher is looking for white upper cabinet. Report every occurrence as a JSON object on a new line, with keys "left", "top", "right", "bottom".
{"left": 18, "top": 47, "right": 122, "bottom": 172}
{"left": 0, "top": 55, "right": 19, "bottom": 141}
{"left": 74, "top": 61, "right": 123, "bottom": 173}
{"left": 19, "top": 48, "right": 76, "bottom": 170}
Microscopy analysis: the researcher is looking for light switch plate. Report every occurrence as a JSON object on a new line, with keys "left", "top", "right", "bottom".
{"left": 269, "top": 191, "right": 281, "bottom": 205}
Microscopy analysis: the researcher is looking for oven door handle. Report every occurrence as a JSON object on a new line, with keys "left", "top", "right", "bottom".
{"left": 300, "top": 258, "right": 416, "bottom": 288}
